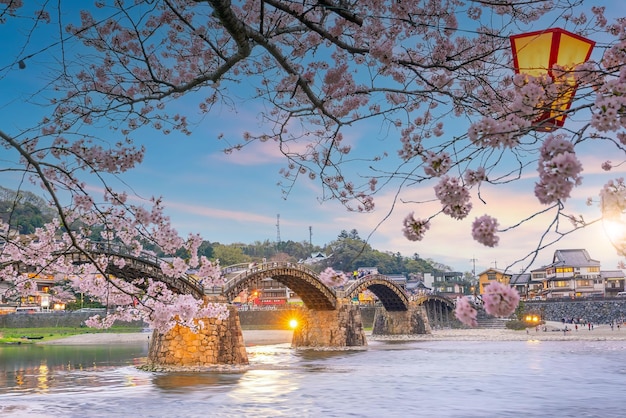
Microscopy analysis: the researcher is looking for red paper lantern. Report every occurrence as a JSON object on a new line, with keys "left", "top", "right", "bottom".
{"left": 510, "top": 28, "right": 595, "bottom": 131}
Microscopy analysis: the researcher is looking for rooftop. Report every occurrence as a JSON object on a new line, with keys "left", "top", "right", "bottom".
{"left": 550, "top": 249, "right": 601, "bottom": 268}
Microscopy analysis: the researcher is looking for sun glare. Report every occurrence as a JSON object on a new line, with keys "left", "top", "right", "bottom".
{"left": 289, "top": 319, "right": 298, "bottom": 329}
{"left": 602, "top": 219, "right": 626, "bottom": 246}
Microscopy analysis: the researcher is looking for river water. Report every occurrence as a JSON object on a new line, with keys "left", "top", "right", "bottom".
{"left": 1, "top": 337, "right": 625, "bottom": 418}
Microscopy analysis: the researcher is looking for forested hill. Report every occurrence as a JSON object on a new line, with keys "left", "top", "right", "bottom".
{"left": 0, "top": 186, "right": 55, "bottom": 234}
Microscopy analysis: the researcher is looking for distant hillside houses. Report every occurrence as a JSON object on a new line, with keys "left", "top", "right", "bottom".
{"left": 479, "top": 249, "right": 625, "bottom": 300}
{"left": 422, "top": 271, "right": 466, "bottom": 295}
{"left": 300, "top": 251, "right": 330, "bottom": 264}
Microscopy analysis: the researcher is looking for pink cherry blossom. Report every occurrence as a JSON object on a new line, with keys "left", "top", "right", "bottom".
{"left": 402, "top": 213, "right": 430, "bottom": 241}
{"left": 464, "top": 167, "right": 487, "bottom": 186}
{"left": 434, "top": 176, "right": 472, "bottom": 220}
{"left": 319, "top": 267, "right": 348, "bottom": 287}
{"left": 534, "top": 135, "right": 583, "bottom": 205}
{"left": 422, "top": 151, "right": 452, "bottom": 177}
{"left": 600, "top": 178, "right": 626, "bottom": 220}
{"left": 472, "top": 215, "right": 500, "bottom": 247}
{"left": 454, "top": 296, "right": 478, "bottom": 327}
{"left": 482, "top": 281, "right": 520, "bottom": 318}
{"left": 1, "top": 1, "right": 625, "bottom": 334}
{"left": 468, "top": 115, "right": 525, "bottom": 149}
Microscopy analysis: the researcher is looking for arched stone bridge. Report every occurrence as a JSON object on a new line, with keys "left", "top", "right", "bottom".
{"left": 218, "top": 262, "right": 412, "bottom": 312}
{"left": 4, "top": 242, "right": 457, "bottom": 365}
{"left": 4, "top": 243, "right": 452, "bottom": 320}
{"left": 219, "top": 262, "right": 337, "bottom": 310}
{"left": 412, "top": 293, "right": 456, "bottom": 329}
{"left": 214, "top": 263, "right": 456, "bottom": 343}
{"left": 341, "top": 274, "right": 410, "bottom": 311}
{"left": 69, "top": 249, "right": 453, "bottom": 331}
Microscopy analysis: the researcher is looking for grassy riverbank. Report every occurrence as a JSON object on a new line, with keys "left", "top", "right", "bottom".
{"left": 0, "top": 325, "right": 144, "bottom": 345}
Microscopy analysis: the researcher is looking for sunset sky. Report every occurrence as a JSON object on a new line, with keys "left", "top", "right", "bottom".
{"left": 2, "top": 1, "right": 626, "bottom": 276}
{"left": 120, "top": 118, "right": 626, "bottom": 275}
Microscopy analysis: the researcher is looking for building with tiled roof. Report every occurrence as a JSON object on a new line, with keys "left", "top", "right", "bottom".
{"left": 509, "top": 273, "right": 531, "bottom": 299}
{"left": 543, "top": 249, "right": 603, "bottom": 298}
{"left": 475, "top": 249, "right": 624, "bottom": 301}
{"left": 601, "top": 270, "right": 626, "bottom": 297}
{"left": 477, "top": 268, "right": 511, "bottom": 295}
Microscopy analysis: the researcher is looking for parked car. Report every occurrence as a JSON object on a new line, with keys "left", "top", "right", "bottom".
{"left": 617, "top": 292, "right": 626, "bottom": 297}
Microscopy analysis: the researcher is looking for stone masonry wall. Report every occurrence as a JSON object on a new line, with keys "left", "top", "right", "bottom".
{"left": 292, "top": 304, "right": 367, "bottom": 347}
{"left": 525, "top": 300, "right": 626, "bottom": 324}
{"left": 371, "top": 304, "right": 431, "bottom": 335}
{"left": 147, "top": 304, "right": 248, "bottom": 366}
{"left": 1, "top": 306, "right": 378, "bottom": 329}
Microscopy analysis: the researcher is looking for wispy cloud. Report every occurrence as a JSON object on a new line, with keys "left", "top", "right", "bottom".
{"left": 166, "top": 200, "right": 278, "bottom": 224}
{"left": 321, "top": 172, "right": 622, "bottom": 273}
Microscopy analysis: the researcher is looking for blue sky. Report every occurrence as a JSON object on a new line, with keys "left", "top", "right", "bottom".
{"left": 2, "top": 2, "right": 626, "bottom": 276}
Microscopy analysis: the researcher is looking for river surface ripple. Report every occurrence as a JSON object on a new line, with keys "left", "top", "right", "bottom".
{"left": 1, "top": 339, "right": 625, "bottom": 418}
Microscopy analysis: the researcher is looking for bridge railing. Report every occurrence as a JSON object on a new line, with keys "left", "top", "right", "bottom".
{"left": 85, "top": 241, "right": 161, "bottom": 266}
{"left": 3, "top": 240, "right": 206, "bottom": 296}
{"left": 221, "top": 263, "right": 252, "bottom": 275}
{"left": 83, "top": 241, "right": 203, "bottom": 292}
{"left": 210, "top": 261, "right": 322, "bottom": 294}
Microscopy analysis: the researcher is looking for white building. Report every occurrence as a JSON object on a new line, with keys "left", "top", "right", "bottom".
{"left": 543, "top": 249, "right": 602, "bottom": 298}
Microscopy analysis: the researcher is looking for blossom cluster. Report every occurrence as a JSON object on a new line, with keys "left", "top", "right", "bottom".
{"left": 482, "top": 281, "right": 520, "bottom": 318}
{"left": 463, "top": 167, "right": 487, "bottom": 187}
{"left": 422, "top": 151, "right": 451, "bottom": 177}
{"left": 471, "top": 215, "right": 500, "bottom": 247}
{"left": 434, "top": 176, "right": 472, "bottom": 220}
{"left": 318, "top": 267, "right": 348, "bottom": 287}
{"left": 0, "top": 196, "right": 227, "bottom": 333}
{"left": 454, "top": 296, "right": 478, "bottom": 327}
{"left": 600, "top": 178, "right": 626, "bottom": 219}
{"left": 467, "top": 115, "right": 524, "bottom": 149}
{"left": 534, "top": 135, "right": 583, "bottom": 204}
{"left": 402, "top": 212, "right": 430, "bottom": 241}
{"left": 592, "top": 78, "right": 626, "bottom": 132}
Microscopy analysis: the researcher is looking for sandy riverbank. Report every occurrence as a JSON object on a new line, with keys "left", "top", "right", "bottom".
{"left": 37, "top": 321, "right": 626, "bottom": 346}
{"left": 376, "top": 321, "right": 626, "bottom": 342}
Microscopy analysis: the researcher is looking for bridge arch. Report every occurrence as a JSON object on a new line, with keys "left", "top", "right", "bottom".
{"left": 413, "top": 294, "right": 455, "bottom": 309}
{"left": 343, "top": 274, "right": 409, "bottom": 311}
{"left": 413, "top": 293, "right": 455, "bottom": 328}
{"left": 221, "top": 262, "right": 336, "bottom": 310}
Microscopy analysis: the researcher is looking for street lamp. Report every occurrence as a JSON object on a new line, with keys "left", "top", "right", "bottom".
{"left": 510, "top": 28, "right": 595, "bottom": 131}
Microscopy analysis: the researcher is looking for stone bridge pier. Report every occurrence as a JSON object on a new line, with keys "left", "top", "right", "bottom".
{"left": 292, "top": 302, "right": 367, "bottom": 348}
{"left": 147, "top": 296, "right": 248, "bottom": 367}
{"left": 372, "top": 302, "right": 432, "bottom": 336}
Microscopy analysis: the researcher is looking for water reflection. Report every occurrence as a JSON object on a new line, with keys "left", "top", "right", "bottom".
{"left": 228, "top": 368, "right": 299, "bottom": 413}
{"left": 36, "top": 361, "right": 49, "bottom": 393}
{"left": 1, "top": 344, "right": 148, "bottom": 371}
{"left": 293, "top": 347, "right": 365, "bottom": 362}
{"left": 0, "top": 343, "right": 148, "bottom": 394}
{"left": 1, "top": 340, "right": 626, "bottom": 417}
{"left": 152, "top": 372, "right": 242, "bottom": 393}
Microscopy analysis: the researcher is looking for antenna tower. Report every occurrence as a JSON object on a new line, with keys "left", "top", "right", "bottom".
{"left": 276, "top": 214, "right": 281, "bottom": 243}
{"left": 470, "top": 256, "right": 478, "bottom": 278}
{"left": 309, "top": 226, "right": 312, "bottom": 249}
